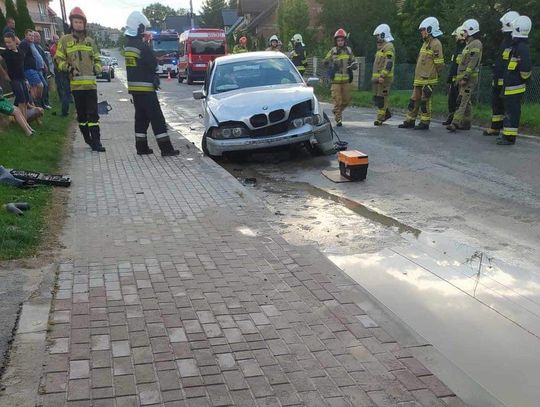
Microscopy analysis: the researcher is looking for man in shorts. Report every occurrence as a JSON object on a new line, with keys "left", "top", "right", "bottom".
{"left": 1, "top": 32, "right": 31, "bottom": 119}
{"left": 0, "top": 87, "right": 35, "bottom": 136}
{"left": 18, "top": 29, "right": 44, "bottom": 106}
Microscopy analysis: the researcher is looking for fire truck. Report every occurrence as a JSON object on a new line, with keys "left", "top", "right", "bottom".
{"left": 151, "top": 29, "right": 180, "bottom": 77}
{"left": 177, "top": 29, "right": 227, "bottom": 84}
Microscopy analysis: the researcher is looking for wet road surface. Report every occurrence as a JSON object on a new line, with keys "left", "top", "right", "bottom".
{"left": 112, "top": 55, "right": 540, "bottom": 407}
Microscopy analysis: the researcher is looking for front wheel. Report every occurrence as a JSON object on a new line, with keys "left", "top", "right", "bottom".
{"left": 178, "top": 74, "right": 184, "bottom": 83}
{"left": 187, "top": 70, "right": 194, "bottom": 85}
{"left": 107, "top": 73, "right": 111, "bottom": 82}
{"left": 111, "top": 70, "right": 115, "bottom": 79}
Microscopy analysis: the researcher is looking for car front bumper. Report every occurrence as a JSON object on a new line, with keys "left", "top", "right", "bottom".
{"left": 206, "top": 122, "right": 333, "bottom": 156}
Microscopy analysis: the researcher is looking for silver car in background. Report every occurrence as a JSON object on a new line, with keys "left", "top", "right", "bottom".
{"left": 193, "top": 52, "right": 334, "bottom": 157}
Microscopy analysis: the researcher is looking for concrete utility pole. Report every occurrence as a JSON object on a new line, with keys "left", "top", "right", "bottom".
{"left": 190, "top": 0, "right": 194, "bottom": 28}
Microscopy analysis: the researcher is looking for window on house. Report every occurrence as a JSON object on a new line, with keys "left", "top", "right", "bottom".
{"left": 43, "top": 27, "right": 51, "bottom": 40}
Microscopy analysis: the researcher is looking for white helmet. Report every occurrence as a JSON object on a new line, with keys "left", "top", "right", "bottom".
{"left": 500, "top": 11, "right": 519, "bottom": 32}
{"left": 373, "top": 24, "right": 394, "bottom": 42}
{"left": 419, "top": 17, "right": 442, "bottom": 37}
{"left": 452, "top": 25, "right": 466, "bottom": 40}
{"left": 462, "top": 19, "right": 480, "bottom": 36}
{"left": 125, "top": 11, "right": 150, "bottom": 37}
{"left": 512, "top": 15, "right": 532, "bottom": 38}
{"left": 292, "top": 33, "right": 303, "bottom": 44}
{"left": 269, "top": 35, "right": 279, "bottom": 44}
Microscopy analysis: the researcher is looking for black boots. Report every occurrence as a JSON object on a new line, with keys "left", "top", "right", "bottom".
{"left": 398, "top": 121, "right": 415, "bottom": 129}
{"left": 89, "top": 128, "right": 106, "bottom": 152}
{"left": 442, "top": 114, "right": 453, "bottom": 126}
{"left": 496, "top": 136, "right": 516, "bottom": 145}
{"left": 157, "top": 137, "right": 180, "bottom": 157}
{"left": 414, "top": 122, "right": 430, "bottom": 130}
{"left": 136, "top": 137, "right": 154, "bottom": 155}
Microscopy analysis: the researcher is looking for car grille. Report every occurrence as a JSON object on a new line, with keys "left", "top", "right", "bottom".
{"left": 250, "top": 114, "right": 268, "bottom": 128}
{"left": 248, "top": 100, "right": 312, "bottom": 137}
{"left": 250, "top": 121, "right": 290, "bottom": 137}
{"left": 289, "top": 100, "right": 313, "bottom": 120}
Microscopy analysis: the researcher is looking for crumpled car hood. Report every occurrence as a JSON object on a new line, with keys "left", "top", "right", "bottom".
{"left": 207, "top": 85, "right": 315, "bottom": 124}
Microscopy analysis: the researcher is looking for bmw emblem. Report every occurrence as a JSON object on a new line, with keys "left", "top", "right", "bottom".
{"left": 262, "top": 106, "right": 269, "bottom": 110}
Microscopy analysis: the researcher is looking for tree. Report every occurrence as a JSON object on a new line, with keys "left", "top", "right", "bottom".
{"left": 15, "top": 0, "right": 35, "bottom": 36}
{"left": 142, "top": 3, "right": 179, "bottom": 29}
{"left": 200, "top": 0, "right": 226, "bottom": 28}
{"left": 4, "top": 0, "right": 18, "bottom": 27}
{"left": 228, "top": 0, "right": 238, "bottom": 8}
{"left": 0, "top": 8, "right": 6, "bottom": 37}
{"left": 277, "top": 0, "right": 312, "bottom": 50}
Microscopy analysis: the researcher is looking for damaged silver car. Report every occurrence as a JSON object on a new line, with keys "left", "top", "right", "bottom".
{"left": 193, "top": 52, "right": 334, "bottom": 157}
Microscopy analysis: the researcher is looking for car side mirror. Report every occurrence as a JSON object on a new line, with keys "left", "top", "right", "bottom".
{"left": 193, "top": 90, "right": 206, "bottom": 100}
{"left": 306, "top": 77, "right": 320, "bottom": 87}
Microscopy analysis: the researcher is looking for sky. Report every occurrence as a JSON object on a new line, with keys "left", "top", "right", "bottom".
{"left": 50, "top": 0, "right": 205, "bottom": 29}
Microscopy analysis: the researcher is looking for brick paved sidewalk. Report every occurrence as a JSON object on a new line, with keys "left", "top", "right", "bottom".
{"left": 38, "top": 78, "right": 465, "bottom": 407}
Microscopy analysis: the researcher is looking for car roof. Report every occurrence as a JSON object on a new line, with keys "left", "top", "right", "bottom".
{"left": 214, "top": 51, "right": 288, "bottom": 65}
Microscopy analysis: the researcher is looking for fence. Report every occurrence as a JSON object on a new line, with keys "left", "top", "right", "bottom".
{"left": 306, "top": 56, "right": 540, "bottom": 104}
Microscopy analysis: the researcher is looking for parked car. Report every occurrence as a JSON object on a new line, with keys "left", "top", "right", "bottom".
{"left": 97, "top": 56, "right": 115, "bottom": 82}
{"left": 110, "top": 57, "right": 118, "bottom": 66}
{"left": 193, "top": 52, "right": 334, "bottom": 157}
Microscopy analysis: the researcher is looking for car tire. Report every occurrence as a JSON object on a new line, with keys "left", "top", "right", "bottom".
{"left": 111, "top": 70, "right": 115, "bottom": 79}
{"left": 107, "top": 73, "right": 111, "bottom": 82}
{"left": 202, "top": 133, "right": 210, "bottom": 155}
{"left": 187, "top": 70, "right": 194, "bottom": 85}
{"left": 178, "top": 74, "right": 184, "bottom": 83}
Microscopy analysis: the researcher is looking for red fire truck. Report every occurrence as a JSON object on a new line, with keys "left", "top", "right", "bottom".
{"left": 177, "top": 29, "right": 227, "bottom": 85}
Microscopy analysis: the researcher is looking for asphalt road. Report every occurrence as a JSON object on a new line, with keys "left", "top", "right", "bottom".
{"left": 112, "top": 51, "right": 540, "bottom": 406}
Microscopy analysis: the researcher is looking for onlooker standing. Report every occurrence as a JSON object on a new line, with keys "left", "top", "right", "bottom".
{"left": 34, "top": 31, "right": 51, "bottom": 109}
{"left": 18, "top": 29, "right": 44, "bottom": 107}
{"left": 2, "top": 17, "right": 19, "bottom": 43}
{"left": 49, "top": 34, "right": 70, "bottom": 117}
{"left": 55, "top": 7, "right": 105, "bottom": 152}
{"left": 0, "top": 32, "right": 32, "bottom": 120}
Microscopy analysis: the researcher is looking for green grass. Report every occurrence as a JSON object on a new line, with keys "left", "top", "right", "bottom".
{"left": 316, "top": 86, "right": 540, "bottom": 135}
{"left": 0, "top": 93, "right": 73, "bottom": 260}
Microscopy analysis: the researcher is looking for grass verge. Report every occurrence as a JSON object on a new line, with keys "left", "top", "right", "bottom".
{"left": 316, "top": 86, "right": 540, "bottom": 135}
{"left": 0, "top": 93, "right": 73, "bottom": 260}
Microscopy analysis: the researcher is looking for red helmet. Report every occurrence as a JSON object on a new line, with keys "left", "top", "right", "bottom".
{"left": 69, "top": 7, "right": 87, "bottom": 23}
{"left": 334, "top": 28, "right": 347, "bottom": 39}
{"left": 239, "top": 36, "right": 247, "bottom": 45}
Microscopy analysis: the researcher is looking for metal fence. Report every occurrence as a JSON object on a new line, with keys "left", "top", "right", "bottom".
{"left": 306, "top": 56, "right": 540, "bottom": 104}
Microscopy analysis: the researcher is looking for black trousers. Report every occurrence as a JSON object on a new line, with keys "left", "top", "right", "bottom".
{"left": 502, "top": 93, "right": 522, "bottom": 141}
{"left": 447, "top": 82, "right": 459, "bottom": 115}
{"left": 73, "top": 89, "right": 100, "bottom": 141}
{"left": 490, "top": 85, "right": 505, "bottom": 130}
{"left": 133, "top": 92, "right": 167, "bottom": 137}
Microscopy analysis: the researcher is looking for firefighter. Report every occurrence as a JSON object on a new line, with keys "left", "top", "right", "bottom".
{"left": 443, "top": 25, "right": 467, "bottom": 125}
{"left": 324, "top": 29, "right": 357, "bottom": 127}
{"left": 233, "top": 36, "right": 248, "bottom": 54}
{"left": 124, "top": 11, "right": 179, "bottom": 156}
{"left": 289, "top": 34, "right": 307, "bottom": 76}
{"left": 266, "top": 35, "right": 280, "bottom": 52}
{"left": 447, "top": 19, "right": 482, "bottom": 132}
{"left": 55, "top": 7, "right": 105, "bottom": 152}
{"left": 399, "top": 17, "right": 444, "bottom": 130}
{"left": 483, "top": 11, "right": 520, "bottom": 136}
{"left": 497, "top": 15, "right": 532, "bottom": 145}
{"left": 371, "top": 24, "right": 395, "bottom": 126}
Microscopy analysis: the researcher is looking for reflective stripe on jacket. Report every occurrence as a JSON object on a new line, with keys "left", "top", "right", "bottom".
{"left": 504, "top": 39, "right": 531, "bottom": 96}
{"left": 372, "top": 42, "right": 395, "bottom": 81}
{"left": 125, "top": 36, "right": 158, "bottom": 94}
{"left": 325, "top": 46, "right": 354, "bottom": 84}
{"left": 493, "top": 33, "right": 513, "bottom": 87}
{"left": 55, "top": 33, "right": 100, "bottom": 91}
{"left": 456, "top": 38, "right": 482, "bottom": 81}
{"left": 447, "top": 41, "right": 465, "bottom": 84}
{"left": 413, "top": 37, "right": 444, "bottom": 86}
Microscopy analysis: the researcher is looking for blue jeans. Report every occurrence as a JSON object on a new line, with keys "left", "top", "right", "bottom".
{"left": 55, "top": 69, "right": 70, "bottom": 116}
{"left": 38, "top": 70, "right": 49, "bottom": 106}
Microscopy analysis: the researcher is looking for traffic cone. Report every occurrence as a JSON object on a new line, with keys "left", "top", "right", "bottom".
{"left": 167, "top": 70, "right": 171, "bottom": 81}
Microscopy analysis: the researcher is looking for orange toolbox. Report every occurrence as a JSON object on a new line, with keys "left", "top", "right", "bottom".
{"left": 338, "top": 150, "right": 368, "bottom": 181}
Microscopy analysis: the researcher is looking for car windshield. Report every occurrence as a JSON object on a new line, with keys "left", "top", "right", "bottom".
{"left": 153, "top": 40, "right": 178, "bottom": 52}
{"left": 211, "top": 58, "right": 303, "bottom": 94}
{"left": 100, "top": 57, "right": 110, "bottom": 65}
{"left": 191, "top": 40, "right": 225, "bottom": 55}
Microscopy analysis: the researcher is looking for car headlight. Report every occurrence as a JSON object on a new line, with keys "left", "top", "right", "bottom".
{"left": 304, "top": 116, "right": 314, "bottom": 125}
{"left": 292, "top": 118, "right": 304, "bottom": 128}
{"left": 313, "top": 114, "right": 324, "bottom": 126}
{"left": 211, "top": 126, "right": 248, "bottom": 139}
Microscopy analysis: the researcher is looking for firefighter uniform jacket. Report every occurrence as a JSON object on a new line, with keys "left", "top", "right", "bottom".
{"left": 290, "top": 43, "right": 307, "bottom": 73}
{"left": 55, "top": 33, "right": 101, "bottom": 91}
{"left": 232, "top": 45, "right": 248, "bottom": 54}
{"left": 324, "top": 46, "right": 354, "bottom": 84}
{"left": 413, "top": 37, "right": 444, "bottom": 86}
{"left": 447, "top": 42, "right": 465, "bottom": 84}
{"left": 493, "top": 34, "right": 513, "bottom": 87}
{"left": 124, "top": 36, "right": 158, "bottom": 94}
{"left": 372, "top": 42, "right": 395, "bottom": 82}
{"left": 504, "top": 38, "right": 532, "bottom": 96}
{"left": 456, "top": 37, "right": 482, "bottom": 82}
